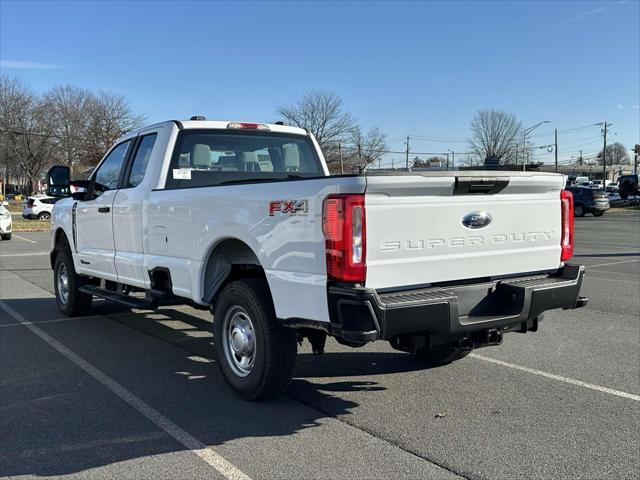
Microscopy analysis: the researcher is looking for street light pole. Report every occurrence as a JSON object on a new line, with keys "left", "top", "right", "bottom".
{"left": 523, "top": 120, "right": 551, "bottom": 172}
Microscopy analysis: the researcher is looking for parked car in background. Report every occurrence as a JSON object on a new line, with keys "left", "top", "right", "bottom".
{"left": 618, "top": 174, "right": 639, "bottom": 200}
{"left": 22, "top": 195, "right": 60, "bottom": 220}
{"left": 0, "top": 202, "right": 12, "bottom": 240}
{"left": 574, "top": 176, "right": 590, "bottom": 186}
{"left": 590, "top": 180, "right": 603, "bottom": 189}
{"left": 567, "top": 187, "right": 610, "bottom": 217}
{"left": 605, "top": 182, "right": 619, "bottom": 194}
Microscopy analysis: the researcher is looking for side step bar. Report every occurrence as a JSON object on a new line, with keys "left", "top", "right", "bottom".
{"left": 78, "top": 285, "right": 159, "bottom": 310}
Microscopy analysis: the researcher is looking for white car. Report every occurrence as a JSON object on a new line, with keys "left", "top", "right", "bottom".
{"left": 22, "top": 195, "right": 59, "bottom": 220}
{"left": 45, "top": 118, "right": 588, "bottom": 400}
{"left": 0, "top": 202, "right": 12, "bottom": 240}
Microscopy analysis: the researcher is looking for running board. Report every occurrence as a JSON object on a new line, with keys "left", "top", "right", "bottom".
{"left": 79, "top": 285, "right": 159, "bottom": 310}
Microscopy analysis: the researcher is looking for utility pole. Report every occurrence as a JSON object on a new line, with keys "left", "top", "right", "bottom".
{"left": 451, "top": 150, "right": 455, "bottom": 170}
{"left": 601, "top": 122, "right": 610, "bottom": 182}
{"left": 523, "top": 131, "right": 527, "bottom": 172}
{"left": 338, "top": 142, "right": 344, "bottom": 174}
{"left": 579, "top": 149, "right": 583, "bottom": 166}
{"left": 554, "top": 128, "right": 558, "bottom": 173}
{"left": 446, "top": 153, "right": 450, "bottom": 170}
{"left": 405, "top": 136, "right": 410, "bottom": 172}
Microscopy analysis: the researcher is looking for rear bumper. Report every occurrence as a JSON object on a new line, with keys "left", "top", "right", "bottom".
{"left": 325, "top": 264, "right": 587, "bottom": 344}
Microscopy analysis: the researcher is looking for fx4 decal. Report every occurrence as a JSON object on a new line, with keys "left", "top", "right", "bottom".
{"left": 269, "top": 200, "right": 309, "bottom": 216}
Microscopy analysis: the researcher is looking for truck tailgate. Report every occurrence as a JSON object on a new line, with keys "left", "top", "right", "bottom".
{"left": 364, "top": 173, "right": 564, "bottom": 290}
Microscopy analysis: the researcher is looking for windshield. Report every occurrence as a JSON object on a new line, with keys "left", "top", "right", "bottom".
{"left": 164, "top": 129, "right": 324, "bottom": 189}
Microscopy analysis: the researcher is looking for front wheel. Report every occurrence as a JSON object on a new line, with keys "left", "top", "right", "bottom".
{"left": 213, "top": 279, "right": 297, "bottom": 400}
{"left": 1, "top": 233, "right": 10, "bottom": 240}
{"left": 574, "top": 204, "right": 585, "bottom": 217}
{"left": 54, "top": 251, "right": 93, "bottom": 316}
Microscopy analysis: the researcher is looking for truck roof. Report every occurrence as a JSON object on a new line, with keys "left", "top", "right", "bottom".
{"left": 126, "top": 119, "right": 308, "bottom": 139}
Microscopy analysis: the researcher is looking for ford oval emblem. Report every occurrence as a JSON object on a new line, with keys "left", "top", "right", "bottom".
{"left": 462, "top": 211, "right": 492, "bottom": 229}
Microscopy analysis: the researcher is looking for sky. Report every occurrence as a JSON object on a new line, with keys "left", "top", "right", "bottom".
{"left": 1, "top": 0, "right": 639, "bottom": 166}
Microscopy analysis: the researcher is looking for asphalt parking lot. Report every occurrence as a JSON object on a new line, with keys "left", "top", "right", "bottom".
{"left": 1, "top": 211, "right": 639, "bottom": 480}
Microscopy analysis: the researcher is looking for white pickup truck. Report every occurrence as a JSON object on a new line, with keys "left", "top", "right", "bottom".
{"left": 46, "top": 118, "right": 587, "bottom": 400}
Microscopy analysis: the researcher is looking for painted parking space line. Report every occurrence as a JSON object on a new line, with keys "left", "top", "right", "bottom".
{"left": 0, "top": 315, "right": 101, "bottom": 328}
{"left": 0, "top": 300, "right": 252, "bottom": 480}
{"left": 12, "top": 234, "right": 37, "bottom": 244}
{"left": 0, "top": 251, "right": 48, "bottom": 258}
{"left": 587, "top": 259, "right": 640, "bottom": 269}
{"left": 470, "top": 353, "right": 640, "bottom": 402}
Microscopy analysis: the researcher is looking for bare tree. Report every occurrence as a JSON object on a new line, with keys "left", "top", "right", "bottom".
{"left": 84, "top": 90, "right": 145, "bottom": 166}
{"left": 0, "top": 76, "right": 58, "bottom": 194}
{"left": 469, "top": 109, "right": 522, "bottom": 166}
{"left": 277, "top": 91, "right": 357, "bottom": 171}
{"left": 45, "top": 85, "right": 94, "bottom": 174}
{"left": 598, "top": 142, "right": 630, "bottom": 166}
{"left": 343, "top": 126, "right": 388, "bottom": 173}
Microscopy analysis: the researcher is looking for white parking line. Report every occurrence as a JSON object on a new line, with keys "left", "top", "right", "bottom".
{"left": 587, "top": 259, "right": 640, "bottom": 269}
{"left": 12, "top": 234, "right": 37, "bottom": 244}
{"left": 0, "top": 251, "right": 48, "bottom": 258}
{"left": 0, "top": 316, "right": 99, "bottom": 328}
{"left": 470, "top": 353, "right": 640, "bottom": 402}
{"left": 0, "top": 300, "right": 252, "bottom": 480}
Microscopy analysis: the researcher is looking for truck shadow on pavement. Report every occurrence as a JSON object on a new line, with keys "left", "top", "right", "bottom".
{"left": 0, "top": 297, "right": 399, "bottom": 478}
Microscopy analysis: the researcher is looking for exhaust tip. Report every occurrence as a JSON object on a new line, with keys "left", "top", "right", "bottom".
{"left": 459, "top": 337, "right": 474, "bottom": 351}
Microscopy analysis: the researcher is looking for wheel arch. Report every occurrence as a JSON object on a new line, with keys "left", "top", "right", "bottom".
{"left": 201, "top": 237, "right": 268, "bottom": 307}
{"left": 50, "top": 227, "right": 71, "bottom": 270}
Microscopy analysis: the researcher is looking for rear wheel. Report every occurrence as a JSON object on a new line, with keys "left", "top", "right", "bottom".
{"left": 54, "top": 248, "right": 93, "bottom": 316}
{"left": 213, "top": 279, "right": 297, "bottom": 400}
{"left": 574, "top": 204, "right": 585, "bottom": 217}
{"left": 593, "top": 210, "right": 604, "bottom": 217}
{"left": 37, "top": 212, "right": 51, "bottom": 220}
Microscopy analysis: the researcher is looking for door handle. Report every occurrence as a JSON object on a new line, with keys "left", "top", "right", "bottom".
{"left": 98, "top": 207, "right": 110, "bottom": 213}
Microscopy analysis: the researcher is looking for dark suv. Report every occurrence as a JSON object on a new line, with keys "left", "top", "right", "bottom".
{"left": 618, "top": 174, "right": 639, "bottom": 199}
{"left": 567, "top": 187, "right": 610, "bottom": 217}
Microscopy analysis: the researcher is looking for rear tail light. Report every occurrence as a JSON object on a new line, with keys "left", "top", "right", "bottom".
{"left": 322, "top": 194, "right": 366, "bottom": 283}
{"left": 560, "top": 190, "right": 574, "bottom": 262}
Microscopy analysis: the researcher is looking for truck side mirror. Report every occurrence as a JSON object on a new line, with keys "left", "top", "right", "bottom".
{"left": 46, "top": 165, "right": 71, "bottom": 197}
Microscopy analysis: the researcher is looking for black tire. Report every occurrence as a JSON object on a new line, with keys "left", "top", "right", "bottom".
{"left": 38, "top": 212, "right": 51, "bottom": 220}
{"left": 1, "top": 233, "right": 10, "bottom": 240}
{"left": 593, "top": 210, "right": 604, "bottom": 217}
{"left": 574, "top": 204, "right": 585, "bottom": 217}
{"left": 54, "top": 248, "right": 93, "bottom": 316}
{"left": 213, "top": 279, "right": 297, "bottom": 400}
{"left": 413, "top": 345, "right": 470, "bottom": 367}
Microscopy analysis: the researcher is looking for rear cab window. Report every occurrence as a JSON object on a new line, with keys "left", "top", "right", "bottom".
{"left": 164, "top": 129, "right": 323, "bottom": 189}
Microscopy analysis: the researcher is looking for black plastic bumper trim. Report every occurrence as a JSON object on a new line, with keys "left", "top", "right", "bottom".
{"left": 322, "top": 264, "right": 586, "bottom": 343}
